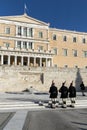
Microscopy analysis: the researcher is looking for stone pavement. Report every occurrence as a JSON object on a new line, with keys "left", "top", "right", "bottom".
{"left": 0, "top": 91, "right": 86, "bottom": 111}
{"left": 0, "top": 91, "right": 86, "bottom": 130}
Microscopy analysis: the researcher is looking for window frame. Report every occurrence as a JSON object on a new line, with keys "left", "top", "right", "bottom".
{"left": 82, "top": 38, "right": 86, "bottom": 44}
{"left": 83, "top": 51, "right": 87, "bottom": 58}
{"left": 63, "top": 49, "right": 68, "bottom": 56}
{"left": 5, "top": 27, "right": 10, "bottom": 34}
{"left": 39, "top": 32, "right": 43, "bottom": 38}
{"left": 73, "top": 37, "right": 76, "bottom": 42}
{"left": 53, "top": 34, "right": 57, "bottom": 40}
{"left": 72, "top": 50, "right": 78, "bottom": 57}
{"left": 53, "top": 48, "right": 58, "bottom": 55}
{"left": 63, "top": 36, "right": 67, "bottom": 42}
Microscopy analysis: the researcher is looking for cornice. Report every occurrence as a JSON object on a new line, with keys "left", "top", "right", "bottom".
{"left": 50, "top": 28, "right": 87, "bottom": 35}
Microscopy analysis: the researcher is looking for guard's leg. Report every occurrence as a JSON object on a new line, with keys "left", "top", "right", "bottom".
{"left": 62, "top": 98, "right": 67, "bottom": 108}
{"left": 48, "top": 99, "right": 52, "bottom": 108}
{"left": 55, "top": 98, "right": 59, "bottom": 107}
{"left": 52, "top": 98, "right": 56, "bottom": 108}
{"left": 70, "top": 98, "right": 75, "bottom": 107}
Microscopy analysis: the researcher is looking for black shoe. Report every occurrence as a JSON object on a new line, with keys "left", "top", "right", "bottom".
{"left": 83, "top": 94, "right": 85, "bottom": 96}
{"left": 70, "top": 105, "right": 75, "bottom": 108}
{"left": 62, "top": 106, "right": 67, "bottom": 108}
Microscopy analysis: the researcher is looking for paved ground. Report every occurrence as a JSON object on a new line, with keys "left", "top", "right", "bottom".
{"left": 23, "top": 109, "right": 87, "bottom": 130}
{"left": 0, "top": 91, "right": 86, "bottom": 130}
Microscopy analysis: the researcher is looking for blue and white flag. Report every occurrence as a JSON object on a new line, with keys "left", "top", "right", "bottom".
{"left": 24, "top": 4, "right": 28, "bottom": 14}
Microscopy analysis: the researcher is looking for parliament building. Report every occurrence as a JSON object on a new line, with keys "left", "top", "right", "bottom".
{"left": 0, "top": 13, "right": 87, "bottom": 69}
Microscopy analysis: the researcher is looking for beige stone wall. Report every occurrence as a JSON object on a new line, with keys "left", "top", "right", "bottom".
{"left": 44, "top": 68, "right": 87, "bottom": 91}
{"left": 34, "top": 28, "right": 48, "bottom": 40}
{"left": 49, "top": 29, "right": 87, "bottom": 68}
{"left": 0, "top": 66, "right": 86, "bottom": 92}
{"left": 33, "top": 28, "right": 49, "bottom": 51}
{"left": 34, "top": 42, "right": 48, "bottom": 51}
{"left": 0, "top": 39, "right": 15, "bottom": 48}
{"left": 0, "top": 23, "right": 16, "bottom": 37}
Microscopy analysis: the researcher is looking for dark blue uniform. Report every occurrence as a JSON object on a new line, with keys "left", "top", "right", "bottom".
{"left": 69, "top": 82, "right": 76, "bottom": 107}
{"left": 59, "top": 82, "right": 68, "bottom": 108}
{"left": 49, "top": 83, "right": 58, "bottom": 108}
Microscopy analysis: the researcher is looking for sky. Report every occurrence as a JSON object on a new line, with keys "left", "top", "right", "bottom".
{"left": 0, "top": 0, "right": 87, "bottom": 32}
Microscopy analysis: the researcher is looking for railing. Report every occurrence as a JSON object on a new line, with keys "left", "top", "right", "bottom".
{"left": 0, "top": 46, "right": 54, "bottom": 55}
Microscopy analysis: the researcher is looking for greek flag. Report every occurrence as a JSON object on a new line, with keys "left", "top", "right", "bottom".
{"left": 24, "top": 4, "right": 27, "bottom": 14}
{"left": 25, "top": 4, "right": 27, "bottom": 9}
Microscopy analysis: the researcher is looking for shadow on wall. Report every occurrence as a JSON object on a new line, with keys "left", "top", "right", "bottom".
{"left": 40, "top": 73, "right": 44, "bottom": 84}
{"left": 75, "top": 68, "right": 82, "bottom": 91}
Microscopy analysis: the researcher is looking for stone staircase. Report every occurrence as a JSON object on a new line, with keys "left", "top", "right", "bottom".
{"left": 0, "top": 98, "right": 87, "bottom": 110}
{"left": 0, "top": 101, "right": 45, "bottom": 110}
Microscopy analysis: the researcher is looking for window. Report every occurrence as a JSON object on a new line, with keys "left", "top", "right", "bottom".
{"left": 27, "top": 28, "right": 33, "bottom": 37}
{"left": 23, "top": 41, "right": 27, "bottom": 49}
{"left": 39, "top": 32, "right": 43, "bottom": 38}
{"left": 28, "top": 42, "right": 33, "bottom": 49}
{"left": 18, "top": 26, "right": 22, "bottom": 35}
{"left": 63, "top": 36, "right": 67, "bottom": 41}
{"left": 53, "top": 48, "right": 57, "bottom": 55}
{"left": 82, "top": 38, "right": 86, "bottom": 43}
{"left": 17, "top": 41, "right": 21, "bottom": 48}
{"left": 63, "top": 49, "right": 68, "bottom": 56}
{"left": 83, "top": 51, "right": 87, "bottom": 57}
{"left": 73, "top": 37, "right": 76, "bottom": 42}
{"left": 5, "top": 27, "right": 10, "bottom": 34}
{"left": 23, "top": 27, "right": 27, "bottom": 36}
{"left": 53, "top": 34, "right": 57, "bottom": 40}
{"left": 72, "top": 50, "right": 77, "bottom": 57}
{"left": 4, "top": 43, "right": 10, "bottom": 48}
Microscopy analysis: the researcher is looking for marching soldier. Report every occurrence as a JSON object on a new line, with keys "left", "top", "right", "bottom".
{"left": 59, "top": 81, "right": 68, "bottom": 108}
{"left": 68, "top": 81, "right": 76, "bottom": 107}
{"left": 49, "top": 82, "right": 58, "bottom": 108}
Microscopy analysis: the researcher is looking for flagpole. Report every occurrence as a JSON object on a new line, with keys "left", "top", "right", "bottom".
{"left": 24, "top": 4, "right": 27, "bottom": 15}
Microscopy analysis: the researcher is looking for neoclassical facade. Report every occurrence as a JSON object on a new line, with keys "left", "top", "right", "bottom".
{"left": 0, "top": 13, "right": 87, "bottom": 68}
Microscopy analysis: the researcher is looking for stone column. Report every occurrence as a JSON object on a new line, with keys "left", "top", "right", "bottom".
{"left": 27, "top": 27, "right": 29, "bottom": 37}
{"left": 1, "top": 55, "right": 3, "bottom": 65}
{"left": 21, "top": 56, "right": 23, "bottom": 66}
{"left": 51, "top": 58, "right": 53, "bottom": 67}
{"left": 21, "top": 41, "right": 23, "bottom": 49}
{"left": 27, "top": 42, "right": 29, "bottom": 49}
{"left": 8, "top": 55, "right": 10, "bottom": 65}
{"left": 22, "top": 27, "right": 24, "bottom": 36}
{"left": 14, "top": 56, "right": 17, "bottom": 66}
{"left": 40, "top": 58, "right": 42, "bottom": 67}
